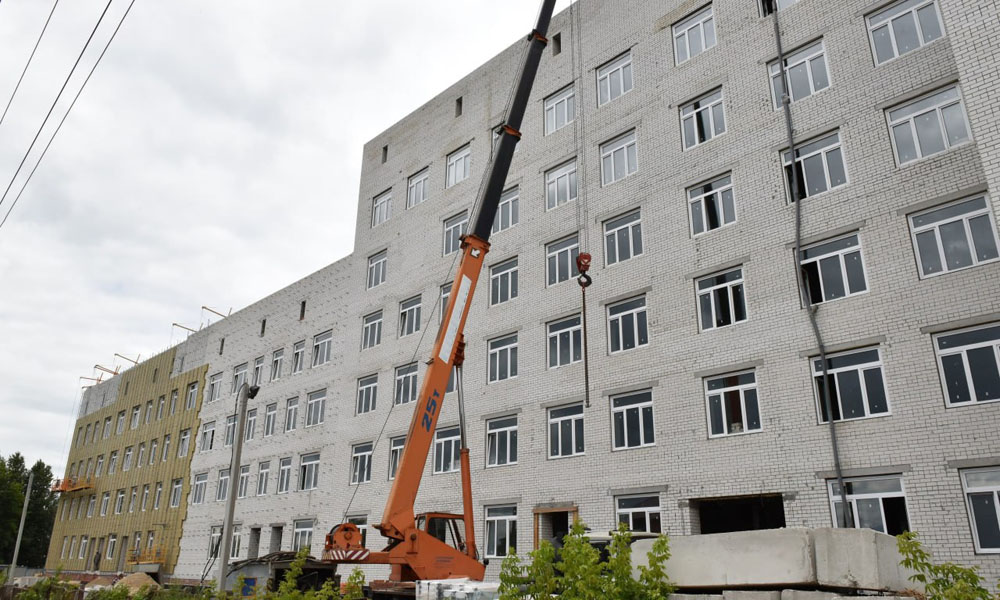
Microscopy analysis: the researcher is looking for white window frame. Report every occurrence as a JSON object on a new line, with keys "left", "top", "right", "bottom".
{"left": 546, "top": 234, "right": 580, "bottom": 286}
{"left": 371, "top": 190, "right": 391, "bottom": 227}
{"left": 357, "top": 375, "right": 378, "bottom": 415}
{"left": 285, "top": 398, "right": 298, "bottom": 432}
{"left": 446, "top": 145, "right": 471, "bottom": 188}
{"left": 185, "top": 384, "right": 197, "bottom": 410}
{"left": 367, "top": 250, "right": 387, "bottom": 289}
{"left": 544, "top": 85, "right": 575, "bottom": 135}
{"left": 244, "top": 408, "right": 257, "bottom": 442}
{"left": 251, "top": 356, "right": 264, "bottom": 386}
{"left": 264, "top": 403, "right": 277, "bottom": 437}
{"left": 200, "top": 421, "right": 215, "bottom": 453}
{"left": 545, "top": 160, "right": 578, "bottom": 211}
{"left": 237, "top": 465, "right": 250, "bottom": 499}
{"left": 813, "top": 347, "right": 890, "bottom": 422}
{"left": 688, "top": 174, "right": 736, "bottom": 236}
{"left": 799, "top": 234, "right": 868, "bottom": 305}
{"left": 961, "top": 467, "right": 1000, "bottom": 553}
{"left": 769, "top": 40, "right": 830, "bottom": 108}
{"left": 293, "top": 519, "right": 314, "bottom": 551}
{"left": 887, "top": 86, "right": 971, "bottom": 165}
{"left": 604, "top": 210, "right": 643, "bottom": 266}
{"left": 490, "top": 258, "right": 518, "bottom": 306}
{"left": 909, "top": 195, "right": 1000, "bottom": 278}
{"left": 867, "top": 0, "right": 945, "bottom": 65}
{"left": 783, "top": 132, "right": 848, "bottom": 201}
{"left": 270, "top": 349, "right": 284, "bottom": 381}
{"left": 351, "top": 443, "right": 373, "bottom": 485}
{"left": 407, "top": 168, "right": 429, "bottom": 208}
{"left": 257, "top": 461, "right": 270, "bottom": 496}
{"left": 616, "top": 495, "right": 662, "bottom": 533}
{"left": 443, "top": 211, "right": 469, "bottom": 256}
{"left": 216, "top": 469, "right": 230, "bottom": 502}
{"left": 704, "top": 371, "right": 762, "bottom": 438}
{"left": 933, "top": 323, "right": 1000, "bottom": 407}
{"left": 100, "top": 492, "right": 110, "bottom": 516}
{"left": 486, "top": 416, "right": 518, "bottom": 467}
{"left": 673, "top": 5, "right": 716, "bottom": 65}
{"left": 548, "top": 315, "right": 583, "bottom": 369}
{"left": 388, "top": 436, "right": 406, "bottom": 480}
{"left": 362, "top": 311, "right": 383, "bottom": 349}
{"left": 827, "top": 475, "right": 909, "bottom": 535}
{"left": 596, "top": 51, "right": 633, "bottom": 106}
{"left": 696, "top": 267, "right": 747, "bottom": 332}
{"left": 312, "top": 330, "right": 332, "bottom": 367}
{"left": 395, "top": 363, "right": 419, "bottom": 405}
{"left": 292, "top": 341, "right": 305, "bottom": 373}
{"left": 232, "top": 364, "right": 247, "bottom": 394}
{"left": 179, "top": 429, "right": 191, "bottom": 457}
{"left": 208, "top": 373, "right": 222, "bottom": 403}
{"left": 433, "top": 427, "right": 461, "bottom": 474}
{"left": 277, "top": 457, "right": 292, "bottom": 494}
{"left": 681, "top": 89, "right": 725, "bottom": 150}
{"left": 607, "top": 296, "right": 649, "bottom": 354}
{"left": 299, "top": 453, "right": 320, "bottom": 491}
{"left": 306, "top": 389, "right": 326, "bottom": 427}
{"left": 224, "top": 415, "right": 236, "bottom": 447}
{"left": 600, "top": 130, "right": 638, "bottom": 185}
{"left": 169, "top": 478, "right": 183, "bottom": 508}
{"left": 193, "top": 473, "right": 208, "bottom": 505}
{"left": 488, "top": 334, "right": 518, "bottom": 383}
{"left": 492, "top": 186, "right": 519, "bottom": 234}
{"left": 610, "top": 390, "right": 655, "bottom": 450}
{"left": 485, "top": 505, "right": 517, "bottom": 558}
{"left": 153, "top": 483, "right": 162, "bottom": 509}
{"left": 399, "top": 296, "right": 422, "bottom": 337}
{"left": 548, "top": 403, "right": 585, "bottom": 458}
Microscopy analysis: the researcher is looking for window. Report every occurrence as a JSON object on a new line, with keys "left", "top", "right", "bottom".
{"left": 208, "top": 526, "right": 222, "bottom": 558}
{"left": 217, "top": 469, "right": 230, "bottom": 502}
{"left": 102, "top": 417, "right": 112, "bottom": 439}
{"left": 783, "top": 132, "right": 847, "bottom": 200}
{"left": 237, "top": 465, "right": 250, "bottom": 498}
{"left": 170, "top": 478, "right": 183, "bottom": 508}
{"left": 799, "top": 234, "right": 867, "bottom": 304}
{"left": 106, "top": 535, "right": 117, "bottom": 560}
{"left": 208, "top": 373, "right": 222, "bottom": 403}
{"left": 107, "top": 451, "right": 118, "bottom": 475}
{"left": 548, "top": 315, "right": 582, "bottom": 368}
{"left": 123, "top": 447, "right": 133, "bottom": 471}
{"left": 761, "top": 0, "right": 802, "bottom": 15}
{"left": 488, "top": 334, "right": 518, "bottom": 383}
{"left": 285, "top": 398, "right": 298, "bottom": 432}
{"left": 351, "top": 443, "right": 373, "bottom": 484}
{"left": 433, "top": 427, "right": 461, "bottom": 474}
{"left": 607, "top": 296, "right": 649, "bottom": 353}
{"left": 136, "top": 443, "right": 146, "bottom": 468}
{"left": 911, "top": 196, "right": 999, "bottom": 278}
{"left": 492, "top": 187, "right": 519, "bottom": 234}
{"left": 293, "top": 519, "right": 314, "bottom": 551}
{"left": 230, "top": 526, "right": 242, "bottom": 559}
{"left": 611, "top": 390, "right": 655, "bottom": 449}
{"left": 300, "top": 300, "right": 307, "bottom": 320}
{"left": 130, "top": 406, "right": 140, "bottom": 429}
{"left": 868, "top": 0, "right": 943, "bottom": 64}
{"left": 545, "top": 160, "right": 578, "bottom": 210}
{"left": 252, "top": 356, "right": 264, "bottom": 386}
{"left": 549, "top": 403, "right": 584, "bottom": 458}
{"left": 486, "top": 416, "right": 517, "bottom": 467}
{"left": 356, "top": 375, "right": 378, "bottom": 415}
{"left": 300, "top": 453, "right": 320, "bottom": 490}
{"left": 828, "top": 475, "right": 909, "bottom": 535}
{"left": 161, "top": 436, "right": 170, "bottom": 461}
{"left": 705, "top": 371, "right": 761, "bottom": 437}
{"left": 87, "top": 495, "right": 96, "bottom": 517}
{"left": 245, "top": 409, "right": 257, "bottom": 441}
{"left": 372, "top": 190, "right": 391, "bottom": 227}
{"left": 934, "top": 324, "right": 1000, "bottom": 406}
{"left": 455, "top": 96, "right": 463, "bottom": 117}
{"left": 145, "top": 400, "right": 153, "bottom": 424}
{"left": 388, "top": 436, "right": 406, "bottom": 480}
{"left": 544, "top": 85, "right": 575, "bottom": 135}
{"left": 688, "top": 174, "right": 735, "bottom": 236}
{"left": 200, "top": 421, "right": 216, "bottom": 452}
{"left": 597, "top": 52, "right": 633, "bottom": 105}
{"left": 399, "top": 296, "right": 422, "bottom": 337}
{"left": 153, "top": 482, "right": 162, "bottom": 509}
{"left": 224, "top": 415, "right": 237, "bottom": 447}
{"left": 116, "top": 410, "right": 125, "bottom": 434}
{"left": 769, "top": 40, "right": 829, "bottom": 108}
{"left": 306, "top": 389, "right": 326, "bottom": 426}
{"left": 178, "top": 429, "right": 190, "bottom": 457}
{"left": 257, "top": 462, "right": 270, "bottom": 496}
{"left": 490, "top": 258, "right": 518, "bottom": 305}
{"left": 600, "top": 130, "right": 638, "bottom": 185}
{"left": 674, "top": 5, "right": 715, "bottom": 64}
{"left": 311, "top": 330, "right": 333, "bottom": 367}
{"left": 232, "top": 363, "right": 248, "bottom": 394}
{"left": 616, "top": 495, "right": 662, "bottom": 533}
{"left": 485, "top": 506, "right": 517, "bottom": 558}
{"left": 604, "top": 210, "right": 643, "bottom": 266}
{"left": 962, "top": 467, "right": 1000, "bottom": 552}
{"left": 440, "top": 283, "right": 452, "bottom": 324}
{"left": 100, "top": 492, "right": 110, "bottom": 516}
{"left": 362, "top": 311, "right": 383, "bottom": 349}
{"left": 292, "top": 341, "right": 305, "bottom": 373}
{"left": 193, "top": 473, "right": 208, "bottom": 504}
{"left": 443, "top": 211, "right": 468, "bottom": 255}
{"left": 157, "top": 396, "right": 165, "bottom": 420}
{"left": 264, "top": 403, "right": 277, "bottom": 436}
{"left": 681, "top": 89, "right": 725, "bottom": 149}
{"left": 367, "top": 250, "right": 387, "bottom": 289}
{"left": 277, "top": 457, "right": 292, "bottom": 493}
{"left": 79, "top": 536, "right": 89, "bottom": 560}
{"left": 114, "top": 490, "right": 125, "bottom": 514}
{"left": 446, "top": 145, "right": 471, "bottom": 188}
{"left": 407, "top": 168, "right": 429, "bottom": 208}
{"left": 697, "top": 268, "right": 747, "bottom": 331}
{"left": 546, "top": 235, "right": 580, "bottom": 286}
{"left": 887, "top": 86, "right": 970, "bottom": 164}
{"left": 813, "top": 347, "right": 889, "bottom": 422}
{"left": 270, "top": 349, "right": 284, "bottom": 381}
{"left": 395, "top": 363, "right": 419, "bottom": 405}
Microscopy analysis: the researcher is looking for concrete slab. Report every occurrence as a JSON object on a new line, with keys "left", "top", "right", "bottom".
{"left": 723, "top": 592, "right": 781, "bottom": 600}
{"left": 779, "top": 591, "right": 840, "bottom": 600}
{"left": 811, "top": 528, "right": 920, "bottom": 592}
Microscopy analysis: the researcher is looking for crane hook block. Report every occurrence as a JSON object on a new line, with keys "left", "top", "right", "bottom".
{"left": 576, "top": 253, "right": 593, "bottom": 288}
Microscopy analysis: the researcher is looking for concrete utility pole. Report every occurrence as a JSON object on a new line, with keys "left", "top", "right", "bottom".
{"left": 9, "top": 470, "right": 34, "bottom": 580}
{"left": 217, "top": 383, "right": 258, "bottom": 593}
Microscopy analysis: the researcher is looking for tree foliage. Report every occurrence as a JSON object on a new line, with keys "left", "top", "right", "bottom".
{"left": 0, "top": 453, "right": 58, "bottom": 568}
{"left": 896, "top": 531, "right": 999, "bottom": 600}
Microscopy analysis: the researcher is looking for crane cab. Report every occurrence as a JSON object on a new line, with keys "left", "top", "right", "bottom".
{"left": 415, "top": 512, "right": 477, "bottom": 560}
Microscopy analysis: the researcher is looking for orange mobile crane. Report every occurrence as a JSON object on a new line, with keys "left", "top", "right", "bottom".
{"left": 321, "top": 1, "right": 558, "bottom": 596}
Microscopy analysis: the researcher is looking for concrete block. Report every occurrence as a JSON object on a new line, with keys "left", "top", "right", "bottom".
{"left": 811, "top": 528, "right": 921, "bottom": 593}
{"left": 779, "top": 592, "right": 840, "bottom": 600}
{"left": 723, "top": 592, "right": 781, "bottom": 600}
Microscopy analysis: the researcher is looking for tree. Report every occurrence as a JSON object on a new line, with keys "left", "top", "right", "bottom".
{"left": 0, "top": 454, "right": 58, "bottom": 568}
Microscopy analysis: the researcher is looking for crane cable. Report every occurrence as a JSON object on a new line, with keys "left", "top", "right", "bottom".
{"left": 0, "top": 0, "right": 61, "bottom": 131}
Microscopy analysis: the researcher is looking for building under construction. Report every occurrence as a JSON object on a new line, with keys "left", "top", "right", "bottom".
{"left": 48, "top": 0, "right": 1000, "bottom": 584}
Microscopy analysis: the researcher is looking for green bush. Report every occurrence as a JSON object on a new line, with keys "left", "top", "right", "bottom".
{"left": 897, "top": 531, "right": 999, "bottom": 600}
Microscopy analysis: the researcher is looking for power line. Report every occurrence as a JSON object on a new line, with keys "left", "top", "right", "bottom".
{"left": 0, "top": 0, "right": 113, "bottom": 212}
{"left": 0, "top": 0, "right": 136, "bottom": 233}
{"left": 0, "top": 0, "right": 61, "bottom": 130}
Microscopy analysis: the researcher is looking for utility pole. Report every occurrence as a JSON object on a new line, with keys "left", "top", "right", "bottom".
{"left": 9, "top": 470, "right": 34, "bottom": 580}
{"left": 217, "top": 383, "right": 258, "bottom": 593}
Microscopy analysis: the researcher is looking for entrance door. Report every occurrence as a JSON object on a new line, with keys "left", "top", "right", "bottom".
{"left": 532, "top": 506, "right": 577, "bottom": 550}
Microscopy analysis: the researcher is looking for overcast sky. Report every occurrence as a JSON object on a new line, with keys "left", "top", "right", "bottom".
{"left": 0, "top": 0, "right": 572, "bottom": 476}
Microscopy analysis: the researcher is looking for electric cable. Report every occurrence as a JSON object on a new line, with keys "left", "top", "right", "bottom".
{"left": 0, "top": 0, "right": 135, "bottom": 233}
{"left": 0, "top": 0, "right": 60, "bottom": 130}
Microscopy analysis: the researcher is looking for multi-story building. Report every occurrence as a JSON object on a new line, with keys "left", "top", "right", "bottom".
{"left": 50, "top": 0, "right": 1000, "bottom": 584}
{"left": 45, "top": 343, "right": 208, "bottom": 580}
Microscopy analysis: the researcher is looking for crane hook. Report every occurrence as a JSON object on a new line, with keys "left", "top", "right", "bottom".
{"left": 576, "top": 252, "right": 592, "bottom": 287}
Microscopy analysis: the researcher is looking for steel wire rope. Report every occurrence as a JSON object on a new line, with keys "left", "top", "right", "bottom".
{"left": 0, "top": 0, "right": 135, "bottom": 233}
{"left": 0, "top": 0, "right": 61, "bottom": 130}
{"left": 569, "top": 0, "right": 588, "bottom": 251}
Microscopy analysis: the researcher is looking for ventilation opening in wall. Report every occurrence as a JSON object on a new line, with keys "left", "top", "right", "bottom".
{"left": 552, "top": 32, "right": 561, "bottom": 55}
{"left": 299, "top": 300, "right": 306, "bottom": 320}
{"left": 152, "top": 368, "right": 158, "bottom": 383}
{"left": 219, "top": 338, "right": 225, "bottom": 355}
{"left": 693, "top": 494, "right": 786, "bottom": 534}
{"left": 761, "top": 0, "right": 779, "bottom": 16}
{"left": 260, "top": 319, "right": 267, "bottom": 337}
{"left": 381, "top": 145, "right": 388, "bottom": 164}
{"left": 455, "top": 96, "right": 463, "bottom": 117}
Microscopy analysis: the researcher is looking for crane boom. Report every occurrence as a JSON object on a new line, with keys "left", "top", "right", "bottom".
{"left": 323, "top": 0, "right": 558, "bottom": 584}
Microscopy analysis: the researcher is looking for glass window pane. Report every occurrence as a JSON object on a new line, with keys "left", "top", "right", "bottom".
{"left": 614, "top": 411, "right": 625, "bottom": 446}
{"left": 892, "top": 12, "right": 920, "bottom": 54}
{"left": 856, "top": 498, "right": 886, "bottom": 533}
{"left": 789, "top": 63, "right": 811, "bottom": 101}
{"left": 939, "top": 220, "right": 973, "bottom": 269}
{"left": 704, "top": 18, "right": 716, "bottom": 48}
{"left": 732, "top": 284, "right": 746, "bottom": 322}
{"left": 863, "top": 368, "right": 888, "bottom": 414}
{"left": 613, "top": 148, "right": 625, "bottom": 179}
{"left": 969, "top": 215, "right": 1000, "bottom": 262}
{"left": 626, "top": 409, "right": 640, "bottom": 447}
{"left": 836, "top": 370, "right": 865, "bottom": 419}
{"left": 914, "top": 111, "right": 946, "bottom": 156}
{"left": 844, "top": 251, "right": 867, "bottom": 293}
{"left": 642, "top": 405, "right": 654, "bottom": 443}
{"left": 560, "top": 420, "right": 572, "bottom": 455}
{"left": 699, "top": 294, "right": 713, "bottom": 330}
{"left": 893, "top": 124, "right": 918, "bottom": 163}
{"left": 691, "top": 200, "right": 705, "bottom": 234}
{"left": 684, "top": 117, "right": 696, "bottom": 149}
{"left": 675, "top": 35, "right": 688, "bottom": 63}
{"left": 915, "top": 230, "right": 943, "bottom": 274}
{"left": 969, "top": 492, "right": 1000, "bottom": 549}
{"left": 916, "top": 5, "right": 942, "bottom": 42}
{"left": 721, "top": 189, "right": 735, "bottom": 224}
{"left": 967, "top": 346, "right": 1000, "bottom": 402}
{"left": 709, "top": 395, "right": 724, "bottom": 435}
{"left": 819, "top": 256, "right": 846, "bottom": 301}
{"left": 803, "top": 154, "right": 828, "bottom": 196}
{"left": 712, "top": 104, "right": 725, "bottom": 135}
{"left": 714, "top": 287, "right": 732, "bottom": 327}
{"left": 745, "top": 389, "right": 760, "bottom": 430}
{"left": 810, "top": 57, "right": 829, "bottom": 91}
{"left": 689, "top": 27, "right": 702, "bottom": 56}
{"left": 941, "top": 103, "right": 969, "bottom": 146}
{"left": 575, "top": 419, "right": 584, "bottom": 452}
{"left": 941, "top": 353, "right": 971, "bottom": 403}
{"left": 724, "top": 390, "right": 743, "bottom": 433}
{"left": 826, "top": 148, "right": 846, "bottom": 188}
{"left": 872, "top": 26, "right": 895, "bottom": 63}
